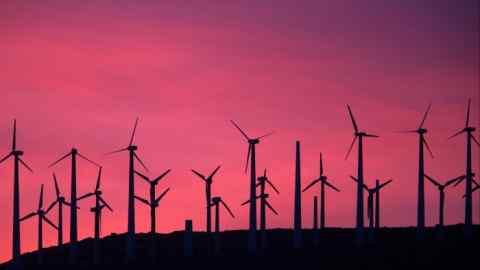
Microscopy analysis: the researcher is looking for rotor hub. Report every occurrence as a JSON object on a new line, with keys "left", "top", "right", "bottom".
{"left": 212, "top": 197, "right": 221, "bottom": 204}
{"left": 249, "top": 139, "right": 259, "bottom": 145}
{"left": 418, "top": 128, "right": 427, "bottom": 134}
{"left": 71, "top": 148, "right": 78, "bottom": 154}
{"left": 128, "top": 145, "right": 138, "bottom": 151}
{"left": 13, "top": 150, "right": 23, "bottom": 156}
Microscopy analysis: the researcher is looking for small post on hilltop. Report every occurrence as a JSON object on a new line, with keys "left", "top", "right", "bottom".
{"left": 184, "top": 220, "right": 193, "bottom": 257}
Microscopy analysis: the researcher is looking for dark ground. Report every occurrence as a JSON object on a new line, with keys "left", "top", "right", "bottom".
{"left": 1, "top": 224, "right": 478, "bottom": 269}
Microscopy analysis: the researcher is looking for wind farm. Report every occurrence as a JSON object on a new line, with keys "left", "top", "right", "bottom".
{"left": 0, "top": 1, "right": 478, "bottom": 269}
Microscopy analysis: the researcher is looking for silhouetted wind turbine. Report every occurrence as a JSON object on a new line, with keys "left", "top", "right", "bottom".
{"left": 191, "top": 166, "right": 220, "bottom": 234}
{"left": 350, "top": 176, "right": 392, "bottom": 241}
{"left": 345, "top": 105, "right": 379, "bottom": 245}
{"left": 231, "top": 120, "right": 273, "bottom": 254}
{"left": 20, "top": 184, "right": 58, "bottom": 264}
{"left": 448, "top": 99, "right": 479, "bottom": 238}
{"left": 241, "top": 169, "right": 279, "bottom": 249}
{"left": 303, "top": 153, "right": 340, "bottom": 230}
{"left": 211, "top": 196, "right": 235, "bottom": 254}
{"left": 49, "top": 147, "right": 99, "bottom": 262}
{"left": 77, "top": 167, "right": 113, "bottom": 264}
{"left": 134, "top": 170, "right": 170, "bottom": 260}
{"left": 0, "top": 119, "right": 33, "bottom": 263}
{"left": 45, "top": 173, "right": 73, "bottom": 246}
{"left": 425, "top": 174, "right": 465, "bottom": 234}
{"left": 399, "top": 103, "right": 433, "bottom": 240}
{"left": 107, "top": 117, "right": 148, "bottom": 261}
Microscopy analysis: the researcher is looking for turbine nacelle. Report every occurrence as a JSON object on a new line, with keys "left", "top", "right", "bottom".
{"left": 127, "top": 145, "right": 138, "bottom": 151}
{"left": 71, "top": 148, "right": 78, "bottom": 155}
{"left": 417, "top": 128, "right": 427, "bottom": 134}
{"left": 12, "top": 150, "right": 24, "bottom": 156}
{"left": 248, "top": 139, "right": 260, "bottom": 145}
{"left": 211, "top": 197, "right": 221, "bottom": 204}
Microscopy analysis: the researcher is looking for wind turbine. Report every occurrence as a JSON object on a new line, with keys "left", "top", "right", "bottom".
{"left": 45, "top": 173, "right": 73, "bottom": 246}
{"left": 134, "top": 170, "right": 170, "bottom": 260}
{"left": 0, "top": 119, "right": 33, "bottom": 263}
{"left": 49, "top": 147, "right": 99, "bottom": 262}
{"left": 77, "top": 167, "right": 113, "bottom": 264}
{"left": 230, "top": 120, "right": 273, "bottom": 254}
{"left": 191, "top": 166, "right": 221, "bottom": 234}
{"left": 20, "top": 184, "right": 58, "bottom": 264}
{"left": 303, "top": 153, "right": 340, "bottom": 230}
{"left": 241, "top": 169, "right": 279, "bottom": 249}
{"left": 425, "top": 174, "right": 465, "bottom": 234}
{"left": 211, "top": 196, "right": 235, "bottom": 254}
{"left": 350, "top": 176, "right": 392, "bottom": 241}
{"left": 448, "top": 98, "right": 479, "bottom": 239}
{"left": 107, "top": 117, "right": 148, "bottom": 261}
{"left": 345, "top": 105, "right": 379, "bottom": 245}
{"left": 400, "top": 103, "right": 433, "bottom": 240}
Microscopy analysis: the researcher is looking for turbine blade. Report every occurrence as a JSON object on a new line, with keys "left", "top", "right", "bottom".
{"left": 220, "top": 200, "right": 235, "bottom": 218}
{"left": 95, "top": 167, "right": 102, "bottom": 191}
{"left": 302, "top": 179, "right": 320, "bottom": 192}
{"left": 345, "top": 136, "right": 357, "bottom": 160}
{"left": 18, "top": 158, "right": 33, "bottom": 173}
{"left": 419, "top": 103, "right": 432, "bottom": 129}
{"left": 265, "top": 200, "right": 278, "bottom": 215}
{"left": 465, "top": 98, "right": 471, "bottom": 128}
{"left": 378, "top": 179, "right": 393, "bottom": 189}
{"left": 133, "top": 152, "right": 149, "bottom": 172}
{"left": 155, "top": 188, "right": 170, "bottom": 204}
{"left": 445, "top": 175, "right": 465, "bottom": 187}
{"left": 350, "top": 176, "right": 368, "bottom": 190}
{"left": 191, "top": 169, "right": 206, "bottom": 181}
{"left": 266, "top": 179, "right": 280, "bottom": 194}
{"left": 98, "top": 196, "right": 113, "bottom": 212}
{"left": 42, "top": 216, "right": 58, "bottom": 230}
{"left": 245, "top": 144, "right": 252, "bottom": 174}
{"left": 129, "top": 117, "right": 139, "bottom": 146}
{"left": 453, "top": 175, "right": 466, "bottom": 187}
{"left": 105, "top": 147, "right": 128, "bottom": 155}
{"left": 12, "top": 119, "right": 16, "bottom": 151}
{"left": 347, "top": 105, "right": 359, "bottom": 133}
{"left": 135, "top": 170, "right": 151, "bottom": 183}
{"left": 256, "top": 131, "right": 274, "bottom": 140}
{"left": 241, "top": 199, "right": 250, "bottom": 206}
{"left": 49, "top": 152, "right": 71, "bottom": 168}
{"left": 134, "top": 195, "right": 150, "bottom": 206}
{"left": 230, "top": 120, "right": 250, "bottom": 140}
{"left": 45, "top": 200, "right": 58, "bottom": 214}
{"left": 52, "top": 173, "right": 60, "bottom": 198}
{"left": 364, "top": 133, "right": 379, "bottom": 138}
{"left": 20, "top": 212, "right": 37, "bottom": 222}
{"left": 324, "top": 180, "right": 340, "bottom": 192}
{"left": 208, "top": 165, "right": 221, "bottom": 179}
{"left": 263, "top": 168, "right": 267, "bottom": 178}
{"left": 425, "top": 175, "right": 440, "bottom": 187}
{"left": 77, "top": 193, "right": 94, "bottom": 201}
{"left": 472, "top": 185, "right": 480, "bottom": 193}
{"left": 38, "top": 184, "right": 44, "bottom": 210}
{"left": 471, "top": 134, "right": 480, "bottom": 147}
{"left": 0, "top": 152, "right": 13, "bottom": 164}
{"left": 448, "top": 129, "right": 465, "bottom": 140}
{"left": 423, "top": 138, "right": 434, "bottom": 158}
{"left": 153, "top": 169, "right": 171, "bottom": 184}
{"left": 320, "top": 153, "right": 324, "bottom": 176}
{"left": 397, "top": 130, "right": 419, "bottom": 133}
{"left": 78, "top": 153, "right": 101, "bottom": 168}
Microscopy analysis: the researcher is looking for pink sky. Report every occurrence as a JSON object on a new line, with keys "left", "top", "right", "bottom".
{"left": 0, "top": 0, "right": 478, "bottom": 263}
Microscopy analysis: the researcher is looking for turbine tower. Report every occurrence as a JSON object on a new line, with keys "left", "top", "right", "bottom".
{"left": 211, "top": 196, "right": 235, "bottom": 255}
{"left": 345, "top": 105, "right": 379, "bottom": 245}
{"left": 45, "top": 173, "right": 73, "bottom": 246}
{"left": 293, "top": 141, "right": 302, "bottom": 249}
{"left": 425, "top": 174, "right": 465, "bottom": 235}
{"left": 77, "top": 167, "right": 113, "bottom": 264}
{"left": 241, "top": 169, "right": 279, "bottom": 249}
{"left": 134, "top": 170, "right": 171, "bottom": 260}
{"left": 400, "top": 103, "right": 433, "bottom": 240}
{"left": 350, "top": 176, "right": 392, "bottom": 241}
{"left": 0, "top": 120, "right": 33, "bottom": 263}
{"left": 448, "top": 99, "right": 479, "bottom": 238}
{"left": 231, "top": 120, "right": 273, "bottom": 254}
{"left": 191, "top": 166, "right": 221, "bottom": 234}
{"left": 303, "top": 153, "right": 340, "bottom": 230}
{"left": 20, "top": 184, "right": 58, "bottom": 264}
{"left": 108, "top": 117, "right": 148, "bottom": 261}
{"left": 49, "top": 147, "right": 100, "bottom": 262}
